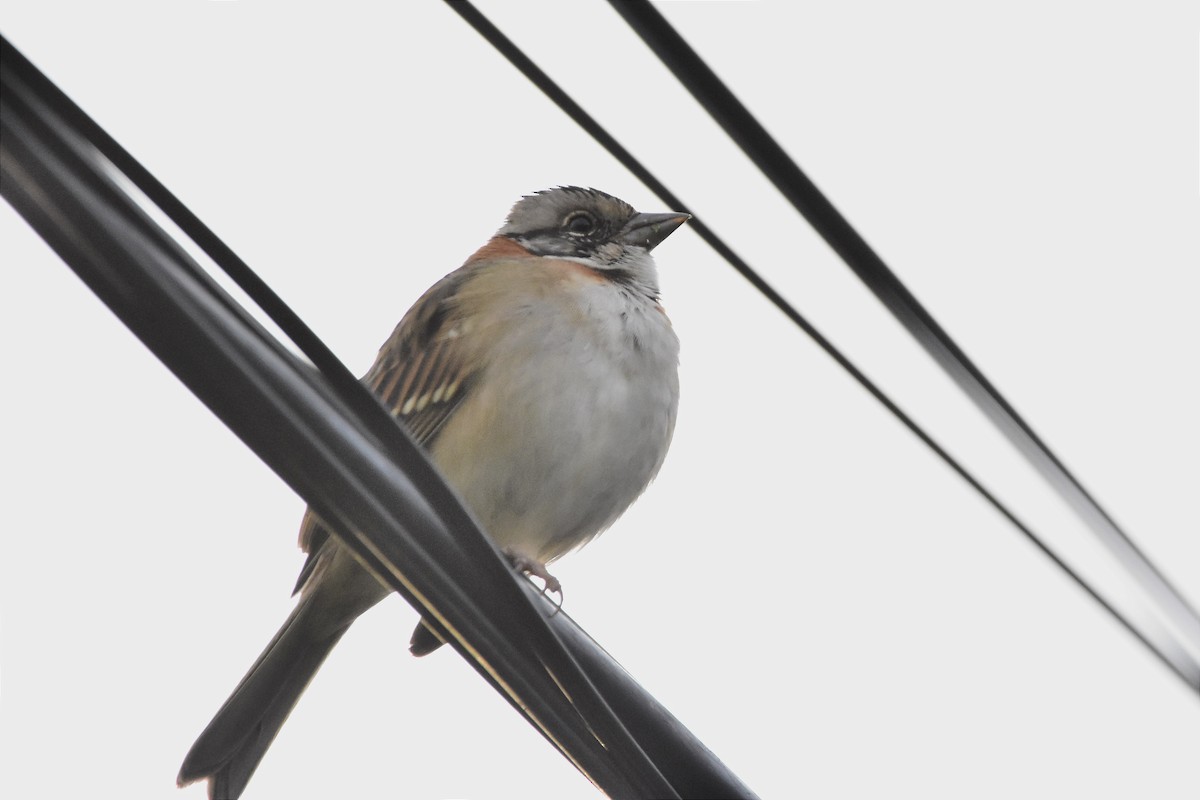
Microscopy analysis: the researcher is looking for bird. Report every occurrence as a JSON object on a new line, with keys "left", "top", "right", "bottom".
{"left": 176, "top": 187, "right": 689, "bottom": 799}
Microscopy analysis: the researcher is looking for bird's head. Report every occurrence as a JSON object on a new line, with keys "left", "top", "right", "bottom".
{"left": 499, "top": 187, "right": 689, "bottom": 284}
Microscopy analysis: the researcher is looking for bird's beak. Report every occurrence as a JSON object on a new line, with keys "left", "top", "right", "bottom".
{"left": 620, "top": 211, "right": 691, "bottom": 251}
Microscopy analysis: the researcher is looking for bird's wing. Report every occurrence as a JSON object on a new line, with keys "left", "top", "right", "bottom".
{"left": 294, "top": 267, "right": 479, "bottom": 592}
{"left": 363, "top": 268, "right": 479, "bottom": 449}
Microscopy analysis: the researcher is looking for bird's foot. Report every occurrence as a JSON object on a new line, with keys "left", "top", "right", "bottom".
{"left": 504, "top": 550, "right": 563, "bottom": 598}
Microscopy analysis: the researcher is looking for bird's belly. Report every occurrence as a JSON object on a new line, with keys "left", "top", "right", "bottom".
{"left": 429, "top": 327, "right": 678, "bottom": 561}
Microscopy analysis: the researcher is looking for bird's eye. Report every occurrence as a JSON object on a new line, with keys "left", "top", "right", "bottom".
{"left": 565, "top": 212, "right": 596, "bottom": 235}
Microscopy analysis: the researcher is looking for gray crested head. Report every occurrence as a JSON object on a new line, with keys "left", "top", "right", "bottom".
{"left": 498, "top": 187, "right": 689, "bottom": 288}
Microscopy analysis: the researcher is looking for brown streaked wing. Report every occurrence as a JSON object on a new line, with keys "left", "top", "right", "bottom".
{"left": 364, "top": 267, "right": 476, "bottom": 450}
{"left": 295, "top": 268, "right": 477, "bottom": 591}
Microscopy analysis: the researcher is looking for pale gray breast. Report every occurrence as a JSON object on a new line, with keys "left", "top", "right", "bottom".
{"left": 429, "top": 272, "right": 679, "bottom": 561}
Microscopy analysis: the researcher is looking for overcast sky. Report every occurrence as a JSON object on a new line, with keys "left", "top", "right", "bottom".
{"left": 2, "top": 2, "right": 1198, "bottom": 798}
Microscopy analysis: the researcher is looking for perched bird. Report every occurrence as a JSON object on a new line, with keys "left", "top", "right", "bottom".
{"left": 177, "top": 187, "right": 689, "bottom": 799}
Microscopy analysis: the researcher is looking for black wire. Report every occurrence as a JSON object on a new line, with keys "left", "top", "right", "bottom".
{"left": 607, "top": 0, "right": 1200, "bottom": 659}
{"left": 0, "top": 34, "right": 686, "bottom": 797}
{"left": 443, "top": 0, "right": 1200, "bottom": 693}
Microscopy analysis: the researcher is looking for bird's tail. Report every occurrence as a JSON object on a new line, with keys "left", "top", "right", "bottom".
{"left": 177, "top": 594, "right": 349, "bottom": 800}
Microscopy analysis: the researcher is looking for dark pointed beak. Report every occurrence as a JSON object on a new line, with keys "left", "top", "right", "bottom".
{"left": 619, "top": 211, "right": 690, "bottom": 251}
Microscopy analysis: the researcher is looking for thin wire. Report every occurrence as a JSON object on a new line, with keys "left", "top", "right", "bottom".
{"left": 443, "top": 0, "right": 1200, "bottom": 693}
{"left": 0, "top": 33, "right": 679, "bottom": 796}
{"left": 608, "top": 0, "right": 1200, "bottom": 659}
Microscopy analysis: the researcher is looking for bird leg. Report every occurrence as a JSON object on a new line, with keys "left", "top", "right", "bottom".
{"left": 503, "top": 549, "right": 562, "bottom": 597}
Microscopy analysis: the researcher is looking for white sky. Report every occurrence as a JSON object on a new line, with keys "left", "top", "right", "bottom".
{"left": 2, "top": 1, "right": 1198, "bottom": 798}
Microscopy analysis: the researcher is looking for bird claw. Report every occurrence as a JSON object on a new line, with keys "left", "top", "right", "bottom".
{"left": 504, "top": 550, "right": 564, "bottom": 613}
{"left": 543, "top": 583, "right": 564, "bottom": 617}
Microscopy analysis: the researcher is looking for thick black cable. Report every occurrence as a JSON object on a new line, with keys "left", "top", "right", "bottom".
{"left": 443, "top": 0, "right": 1200, "bottom": 693}
{"left": 608, "top": 0, "right": 1200, "bottom": 658}
{"left": 0, "top": 34, "right": 711, "bottom": 798}
{"left": 0, "top": 45, "right": 642, "bottom": 799}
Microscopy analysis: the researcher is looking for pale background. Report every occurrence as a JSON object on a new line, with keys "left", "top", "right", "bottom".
{"left": 1, "top": 1, "right": 1197, "bottom": 798}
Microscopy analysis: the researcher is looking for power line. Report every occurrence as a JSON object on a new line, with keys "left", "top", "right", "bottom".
{"left": 0, "top": 33, "right": 753, "bottom": 798}
{"left": 444, "top": 0, "right": 1200, "bottom": 693}
{"left": 608, "top": 0, "right": 1200, "bottom": 666}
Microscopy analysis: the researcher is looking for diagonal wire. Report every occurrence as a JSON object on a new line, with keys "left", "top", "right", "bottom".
{"left": 442, "top": 0, "right": 1200, "bottom": 693}
{"left": 0, "top": 33, "right": 684, "bottom": 797}
{"left": 608, "top": 0, "right": 1200, "bottom": 662}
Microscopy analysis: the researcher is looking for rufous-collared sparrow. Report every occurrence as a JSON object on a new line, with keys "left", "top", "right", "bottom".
{"left": 177, "top": 187, "right": 689, "bottom": 799}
